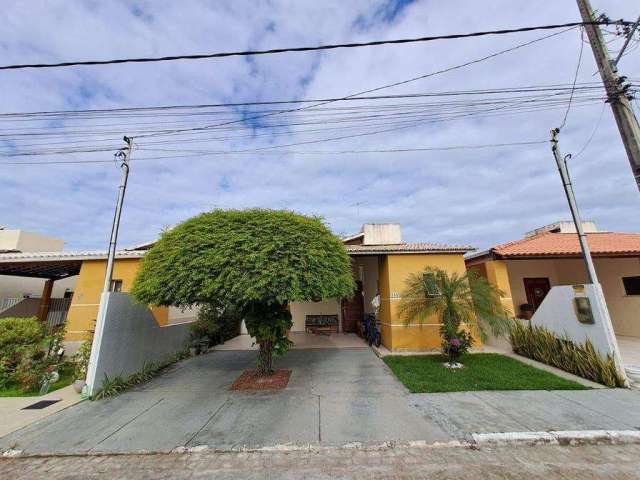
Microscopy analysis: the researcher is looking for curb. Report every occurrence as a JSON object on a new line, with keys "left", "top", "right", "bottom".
{"left": 3, "top": 430, "right": 640, "bottom": 458}
{"left": 472, "top": 430, "right": 640, "bottom": 447}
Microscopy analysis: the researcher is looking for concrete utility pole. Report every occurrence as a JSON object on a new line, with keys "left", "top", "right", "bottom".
{"left": 550, "top": 128, "right": 628, "bottom": 386}
{"left": 102, "top": 136, "right": 133, "bottom": 293}
{"left": 576, "top": 0, "right": 640, "bottom": 191}
{"left": 86, "top": 136, "right": 133, "bottom": 397}
{"left": 551, "top": 129, "right": 599, "bottom": 284}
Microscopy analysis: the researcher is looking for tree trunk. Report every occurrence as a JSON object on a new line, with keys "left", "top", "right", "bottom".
{"left": 256, "top": 341, "right": 274, "bottom": 376}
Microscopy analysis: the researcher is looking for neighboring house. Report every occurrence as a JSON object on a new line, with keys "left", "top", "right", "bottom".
{"left": 0, "top": 223, "right": 474, "bottom": 352}
{"left": 465, "top": 221, "right": 640, "bottom": 339}
{"left": 0, "top": 228, "right": 76, "bottom": 327}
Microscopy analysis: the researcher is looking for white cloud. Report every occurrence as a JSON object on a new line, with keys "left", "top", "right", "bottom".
{"left": 0, "top": 0, "right": 638, "bottom": 251}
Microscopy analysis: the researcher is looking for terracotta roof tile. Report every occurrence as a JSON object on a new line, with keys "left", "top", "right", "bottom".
{"left": 493, "top": 232, "right": 640, "bottom": 257}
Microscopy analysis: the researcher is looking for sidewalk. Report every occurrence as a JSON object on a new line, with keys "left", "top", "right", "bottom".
{"left": 2, "top": 443, "right": 640, "bottom": 479}
{"left": 410, "top": 389, "right": 640, "bottom": 440}
{"left": 0, "top": 386, "right": 82, "bottom": 438}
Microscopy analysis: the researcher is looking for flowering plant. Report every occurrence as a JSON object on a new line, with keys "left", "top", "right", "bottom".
{"left": 441, "top": 331, "right": 472, "bottom": 365}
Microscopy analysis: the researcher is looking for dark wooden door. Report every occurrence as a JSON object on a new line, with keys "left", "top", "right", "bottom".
{"left": 341, "top": 281, "right": 363, "bottom": 333}
{"left": 523, "top": 277, "right": 551, "bottom": 311}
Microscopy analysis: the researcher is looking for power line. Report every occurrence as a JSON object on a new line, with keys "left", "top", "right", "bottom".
{"left": 0, "top": 82, "right": 608, "bottom": 119}
{"left": 559, "top": 27, "right": 586, "bottom": 130}
{"left": 0, "top": 93, "right": 604, "bottom": 156}
{"left": 0, "top": 140, "right": 548, "bottom": 165}
{"left": 0, "top": 20, "right": 632, "bottom": 71}
{"left": 135, "top": 26, "right": 582, "bottom": 140}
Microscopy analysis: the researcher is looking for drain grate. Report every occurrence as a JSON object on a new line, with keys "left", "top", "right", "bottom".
{"left": 22, "top": 399, "right": 61, "bottom": 410}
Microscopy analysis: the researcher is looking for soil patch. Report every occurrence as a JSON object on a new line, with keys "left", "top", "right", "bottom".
{"left": 231, "top": 369, "right": 291, "bottom": 391}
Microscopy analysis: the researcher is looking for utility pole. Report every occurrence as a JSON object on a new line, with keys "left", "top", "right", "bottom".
{"left": 86, "top": 136, "right": 133, "bottom": 397}
{"left": 576, "top": 0, "right": 640, "bottom": 191}
{"left": 550, "top": 129, "right": 628, "bottom": 385}
{"left": 551, "top": 129, "right": 599, "bottom": 284}
{"left": 102, "top": 136, "right": 133, "bottom": 293}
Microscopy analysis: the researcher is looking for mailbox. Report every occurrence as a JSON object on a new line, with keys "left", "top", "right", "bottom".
{"left": 574, "top": 296, "right": 595, "bottom": 324}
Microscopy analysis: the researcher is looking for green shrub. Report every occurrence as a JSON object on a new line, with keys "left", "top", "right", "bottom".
{"left": 190, "top": 302, "right": 241, "bottom": 347}
{"left": 93, "top": 374, "right": 128, "bottom": 400}
{"left": 92, "top": 349, "right": 190, "bottom": 400}
{"left": 509, "top": 321, "right": 625, "bottom": 388}
{"left": 0, "top": 317, "right": 49, "bottom": 392}
{"left": 0, "top": 317, "right": 45, "bottom": 364}
{"left": 73, "top": 329, "right": 94, "bottom": 381}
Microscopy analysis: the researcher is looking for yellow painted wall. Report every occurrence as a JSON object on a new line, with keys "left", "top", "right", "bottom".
{"left": 381, "top": 253, "right": 478, "bottom": 351}
{"left": 484, "top": 260, "right": 515, "bottom": 316}
{"left": 378, "top": 255, "right": 392, "bottom": 348}
{"left": 65, "top": 258, "right": 168, "bottom": 342}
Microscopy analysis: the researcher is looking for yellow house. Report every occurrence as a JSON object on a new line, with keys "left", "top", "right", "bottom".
{"left": 0, "top": 224, "right": 474, "bottom": 352}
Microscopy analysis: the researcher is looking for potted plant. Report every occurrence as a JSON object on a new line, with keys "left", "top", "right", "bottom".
{"left": 442, "top": 332, "right": 472, "bottom": 368}
{"left": 518, "top": 303, "right": 534, "bottom": 320}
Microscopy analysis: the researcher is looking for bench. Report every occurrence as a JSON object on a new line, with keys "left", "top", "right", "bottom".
{"left": 305, "top": 314, "right": 339, "bottom": 335}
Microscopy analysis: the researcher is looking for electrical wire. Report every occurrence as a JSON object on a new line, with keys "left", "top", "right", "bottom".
{"left": 0, "top": 20, "right": 632, "bottom": 71}
{"left": 559, "top": 28, "right": 585, "bottom": 130}
{"left": 0, "top": 140, "right": 548, "bottom": 165}
{"left": 134, "top": 26, "right": 582, "bottom": 140}
{"left": 572, "top": 102, "right": 607, "bottom": 159}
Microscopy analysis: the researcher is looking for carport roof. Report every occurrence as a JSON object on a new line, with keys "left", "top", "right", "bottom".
{"left": 0, "top": 242, "right": 473, "bottom": 278}
{"left": 0, "top": 250, "right": 145, "bottom": 279}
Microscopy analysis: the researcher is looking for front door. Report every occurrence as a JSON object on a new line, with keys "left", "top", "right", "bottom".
{"left": 341, "top": 281, "right": 363, "bottom": 333}
{"left": 523, "top": 277, "right": 551, "bottom": 311}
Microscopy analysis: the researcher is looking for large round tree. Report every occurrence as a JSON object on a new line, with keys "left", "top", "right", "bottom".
{"left": 131, "top": 209, "right": 355, "bottom": 375}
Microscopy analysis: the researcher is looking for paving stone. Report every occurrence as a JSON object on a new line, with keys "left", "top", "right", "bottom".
{"left": 2, "top": 444, "right": 640, "bottom": 479}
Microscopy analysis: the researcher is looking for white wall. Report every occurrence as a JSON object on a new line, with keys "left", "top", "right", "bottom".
{"left": 289, "top": 299, "right": 340, "bottom": 332}
{"left": 530, "top": 285, "right": 620, "bottom": 359}
{"left": 353, "top": 255, "right": 379, "bottom": 314}
{"left": 0, "top": 275, "right": 77, "bottom": 299}
{"left": 168, "top": 305, "right": 200, "bottom": 325}
{"left": 85, "top": 293, "right": 192, "bottom": 395}
{"left": 0, "top": 230, "right": 64, "bottom": 252}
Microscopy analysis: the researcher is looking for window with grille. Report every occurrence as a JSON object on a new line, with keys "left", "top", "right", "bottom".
{"left": 423, "top": 272, "right": 441, "bottom": 297}
{"left": 110, "top": 279, "right": 123, "bottom": 292}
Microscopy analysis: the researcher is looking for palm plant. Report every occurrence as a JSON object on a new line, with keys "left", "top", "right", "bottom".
{"left": 398, "top": 268, "right": 511, "bottom": 351}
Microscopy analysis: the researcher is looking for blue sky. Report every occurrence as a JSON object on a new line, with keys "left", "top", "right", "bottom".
{"left": 1, "top": 0, "right": 639, "bottom": 251}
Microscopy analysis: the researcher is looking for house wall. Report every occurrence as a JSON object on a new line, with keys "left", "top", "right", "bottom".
{"left": 290, "top": 299, "right": 341, "bottom": 332}
{"left": 381, "top": 253, "right": 477, "bottom": 351}
{"left": 504, "top": 257, "right": 640, "bottom": 337}
{"left": 353, "top": 255, "right": 379, "bottom": 314}
{"left": 0, "top": 230, "right": 64, "bottom": 252}
{"left": 65, "top": 258, "right": 168, "bottom": 345}
{"left": 289, "top": 255, "right": 379, "bottom": 332}
{"left": 0, "top": 274, "right": 77, "bottom": 299}
{"left": 529, "top": 285, "right": 620, "bottom": 359}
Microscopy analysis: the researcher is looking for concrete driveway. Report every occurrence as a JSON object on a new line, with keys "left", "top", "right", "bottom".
{"left": 0, "top": 348, "right": 450, "bottom": 454}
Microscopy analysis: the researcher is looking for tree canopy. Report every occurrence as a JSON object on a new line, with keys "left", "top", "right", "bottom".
{"left": 131, "top": 209, "right": 355, "bottom": 308}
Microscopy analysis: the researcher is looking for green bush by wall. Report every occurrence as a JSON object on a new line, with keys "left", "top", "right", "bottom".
{"left": 509, "top": 321, "right": 626, "bottom": 388}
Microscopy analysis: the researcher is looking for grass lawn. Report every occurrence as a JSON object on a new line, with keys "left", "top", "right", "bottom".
{"left": 383, "top": 353, "right": 588, "bottom": 393}
{"left": 0, "top": 362, "right": 75, "bottom": 397}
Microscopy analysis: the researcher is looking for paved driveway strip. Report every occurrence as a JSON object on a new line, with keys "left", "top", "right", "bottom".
{"left": 0, "top": 348, "right": 450, "bottom": 455}
{"left": 2, "top": 348, "right": 640, "bottom": 455}
{"left": 410, "top": 389, "right": 640, "bottom": 439}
